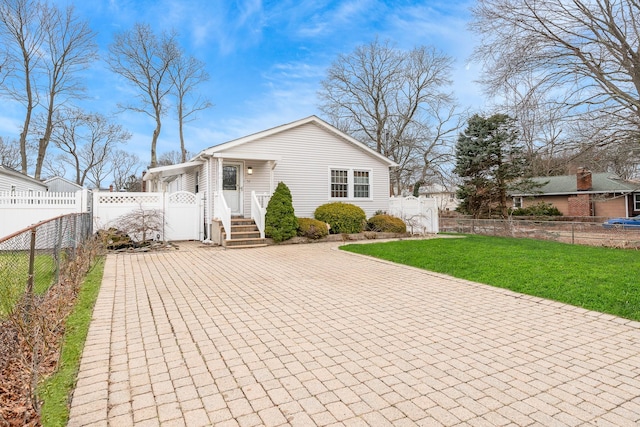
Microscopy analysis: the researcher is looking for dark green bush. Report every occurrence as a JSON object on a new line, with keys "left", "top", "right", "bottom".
{"left": 314, "top": 202, "right": 366, "bottom": 234}
{"left": 297, "top": 217, "right": 329, "bottom": 240}
{"left": 265, "top": 182, "right": 298, "bottom": 242}
{"left": 367, "top": 214, "right": 407, "bottom": 233}
{"left": 511, "top": 202, "right": 563, "bottom": 217}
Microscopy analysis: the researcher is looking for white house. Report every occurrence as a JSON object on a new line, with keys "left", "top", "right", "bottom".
{"left": 0, "top": 165, "right": 47, "bottom": 193}
{"left": 143, "top": 116, "right": 398, "bottom": 246}
{"left": 420, "top": 183, "right": 460, "bottom": 212}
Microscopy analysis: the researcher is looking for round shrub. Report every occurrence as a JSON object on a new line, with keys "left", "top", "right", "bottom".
{"left": 511, "top": 202, "right": 563, "bottom": 217}
{"left": 265, "top": 182, "right": 298, "bottom": 242}
{"left": 367, "top": 214, "right": 407, "bottom": 233}
{"left": 297, "top": 217, "right": 329, "bottom": 240}
{"left": 314, "top": 202, "right": 366, "bottom": 234}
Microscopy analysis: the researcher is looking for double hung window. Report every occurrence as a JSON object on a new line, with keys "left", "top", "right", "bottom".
{"left": 330, "top": 168, "right": 372, "bottom": 199}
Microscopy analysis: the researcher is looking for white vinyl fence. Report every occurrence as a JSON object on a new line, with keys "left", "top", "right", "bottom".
{"left": 0, "top": 190, "right": 202, "bottom": 241}
{"left": 92, "top": 191, "right": 202, "bottom": 241}
{"left": 0, "top": 190, "right": 90, "bottom": 238}
{"left": 389, "top": 196, "right": 439, "bottom": 234}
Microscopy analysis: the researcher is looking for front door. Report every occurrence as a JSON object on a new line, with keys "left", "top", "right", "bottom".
{"left": 222, "top": 163, "right": 242, "bottom": 215}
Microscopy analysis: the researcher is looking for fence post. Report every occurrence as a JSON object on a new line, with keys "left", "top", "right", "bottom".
{"left": 54, "top": 217, "right": 64, "bottom": 283}
{"left": 27, "top": 228, "right": 36, "bottom": 296}
{"left": 571, "top": 222, "right": 575, "bottom": 244}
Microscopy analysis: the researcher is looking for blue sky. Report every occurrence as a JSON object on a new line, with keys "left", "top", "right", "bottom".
{"left": 2, "top": 0, "right": 485, "bottom": 169}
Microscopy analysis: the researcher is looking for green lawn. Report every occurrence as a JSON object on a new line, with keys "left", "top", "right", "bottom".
{"left": 39, "top": 257, "right": 105, "bottom": 427}
{"left": 341, "top": 235, "right": 640, "bottom": 321}
{"left": 0, "top": 253, "right": 57, "bottom": 317}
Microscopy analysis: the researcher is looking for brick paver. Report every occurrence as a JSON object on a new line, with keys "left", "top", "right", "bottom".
{"left": 68, "top": 241, "right": 640, "bottom": 426}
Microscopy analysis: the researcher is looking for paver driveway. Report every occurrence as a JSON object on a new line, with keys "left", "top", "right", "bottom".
{"left": 68, "top": 241, "right": 640, "bottom": 426}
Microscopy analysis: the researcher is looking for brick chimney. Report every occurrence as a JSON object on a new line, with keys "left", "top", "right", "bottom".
{"left": 576, "top": 167, "right": 592, "bottom": 191}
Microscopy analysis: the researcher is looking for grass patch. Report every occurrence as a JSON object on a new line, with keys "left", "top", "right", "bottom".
{"left": 341, "top": 235, "right": 640, "bottom": 321}
{"left": 38, "top": 257, "right": 105, "bottom": 427}
{"left": 0, "top": 253, "right": 57, "bottom": 317}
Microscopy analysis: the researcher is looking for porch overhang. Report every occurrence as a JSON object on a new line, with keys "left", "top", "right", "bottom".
{"left": 211, "top": 153, "right": 282, "bottom": 163}
{"left": 143, "top": 160, "right": 204, "bottom": 182}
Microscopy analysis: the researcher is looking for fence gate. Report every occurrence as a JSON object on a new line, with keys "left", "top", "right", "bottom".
{"left": 389, "top": 196, "right": 439, "bottom": 234}
{"left": 165, "top": 191, "right": 201, "bottom": 241}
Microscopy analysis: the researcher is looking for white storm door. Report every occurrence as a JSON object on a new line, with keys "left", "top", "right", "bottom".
{"left": 222, "top": 163, "right": 242, "bottom": 215}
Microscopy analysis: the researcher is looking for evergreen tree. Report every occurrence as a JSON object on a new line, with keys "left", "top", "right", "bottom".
{"left": 454, "top": 114, "right": 530, "bottom": 218}
{"left": 265, "top": 182, "right": 298, "bottom": 242}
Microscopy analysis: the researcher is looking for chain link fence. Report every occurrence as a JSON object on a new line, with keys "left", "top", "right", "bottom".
{"left": 0, "top": 213, "right": 93, "bottom": 317}
{"left": 440, "top": 217, "right": 640, "bottom": 249}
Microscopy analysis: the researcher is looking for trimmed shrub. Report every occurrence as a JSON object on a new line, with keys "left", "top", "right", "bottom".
{"left": 314, "top": 202, "right": 366, "bottom": 234}
{"left": 297, "top": 217, "right": 329, "bottom": 240}
{"left": 265, "top": 182, "right": 298, "bottom": 242}
{"left": 511, "top": 202, "right": 563, "bottom": 217}
{"left": 367, "top": 214, "right": 407, "bottom": 233}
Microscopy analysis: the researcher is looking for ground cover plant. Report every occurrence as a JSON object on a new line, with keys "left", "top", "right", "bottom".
{"left": 341, "top": 235, "right": 640, "bottom": 321}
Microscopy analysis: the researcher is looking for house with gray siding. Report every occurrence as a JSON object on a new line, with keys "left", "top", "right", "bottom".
{"left": 44, "top": 176, "right": 83, "bottom": 193}
{"left": 143, "top": 116, "right": 398, "bottom": 246}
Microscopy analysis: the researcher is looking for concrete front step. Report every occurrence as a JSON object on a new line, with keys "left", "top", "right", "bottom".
{"left": 224, "top": 237, "right": 267, "bottom": 248}
{"left": 231, "top": 218, "right": 256, "bottom": 226}
{"left": 223, "top": 217, "right": 266, "bottom": 248}
{"left": 225, "top": 243, "right": 268, "bottom": 249}
{"left": 231, "top": 225, "right": 259, "bottom": 233}
{"left": 225, "top": 231, "right": 261, "bottom": 240}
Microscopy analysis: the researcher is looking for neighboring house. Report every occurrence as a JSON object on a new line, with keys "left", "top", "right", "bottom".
{"left": 419, "top": 183, "right": 460, "bottom": 212}
{"left": 511, "top": 168, "right": 640, "bottom": 218}
{"left": 0, "top": 165, "right": 47, "bottom": 193}
{"left": 44, "top": 176, "right": 83, "bottom": 193}
{"left": 143, "top": 115, "right": 398, "bottom": 245}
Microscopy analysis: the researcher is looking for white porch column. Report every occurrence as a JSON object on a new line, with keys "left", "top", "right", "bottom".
{"left": 217, "top": 157, "right": 224, "bottom": 197}
{"left": 269, "top": 160, "right": 276, "bottom": 194}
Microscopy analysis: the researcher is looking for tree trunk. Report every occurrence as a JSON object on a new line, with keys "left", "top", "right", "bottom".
{"left": 34, "top": 96, "right": 56, "bottom": 180}
{"left": 19, "top": 67, "right": 34, "bottom": 175}
{"left": 150, "top": 118, "right": 161, "bottom": 168}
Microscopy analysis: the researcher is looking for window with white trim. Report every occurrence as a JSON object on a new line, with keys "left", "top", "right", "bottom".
{"left": 329, "top": 168, "right": 372, "bottom": 200}
{"left": 353, "top": 170, "right": 370, "bottom": 198}
{"left": 634, "top": 194, "right": 640, "bottom": 211}
{"left": 513, "top": 197, "right": 523, "bottom": 208}
{"left": 331, "top": 169, "right": 349, "bottom": 198}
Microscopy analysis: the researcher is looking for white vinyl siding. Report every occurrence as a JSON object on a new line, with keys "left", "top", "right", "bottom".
{"left": 0, "top": 170, "right": 47, "bottom": 193}
{"left": 216, "top": 122, "right": 391, "bottom": 217}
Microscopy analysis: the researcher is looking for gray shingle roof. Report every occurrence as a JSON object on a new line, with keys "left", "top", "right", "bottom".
{"left": 515, "top": 173, "right": 639, "bottom": 196}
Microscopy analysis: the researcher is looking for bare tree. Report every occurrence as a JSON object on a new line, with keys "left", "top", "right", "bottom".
{"left": 157, "top": 149, "right": 194, "bottom": 166}
{"left": 169, "top": 49, "right": 211, "bottom": 163}
{"left": 35, "top": 4, "right": 97, "bottom": 179}
{"left": 108, "top": 23, "right": 180, "bottom": 168}
{"left": 0, "top": 136, "right": 21, "bottom": 168}
{"left": 0, "top": 0, "right": 96, "bottom": 178}
{"left": 46, "top": 108, "right": 131, "bottom": 186}
{"left": 319, "top": 39, "right": 459, "bottom": 194}
{"left": 471, "top": 0, "right": 640, "bottom": 145}
{"left": 0, "top": 0, "right": 44, "bottom": 174}
{"left": 112, "top": 150, "right": 141, "bottom": 191}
